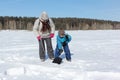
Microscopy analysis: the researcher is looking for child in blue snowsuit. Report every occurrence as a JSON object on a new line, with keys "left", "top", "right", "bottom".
{"left": 55, "top": 28, "right": 72, "bottom": 61}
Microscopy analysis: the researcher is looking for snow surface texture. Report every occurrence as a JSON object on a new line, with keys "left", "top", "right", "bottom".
{"left": 0, "top": 30, "right": 120, "bottom": 80}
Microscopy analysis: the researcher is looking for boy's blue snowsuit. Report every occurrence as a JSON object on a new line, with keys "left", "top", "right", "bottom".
{"left": 55, "top": 33, "right": 72, "bottom": 60}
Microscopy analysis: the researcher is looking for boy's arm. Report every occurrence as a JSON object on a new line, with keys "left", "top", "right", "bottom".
{"left": 57, "top": 36, "right": 62, "bottom": 49}
{"left": 66, "top": 34, "right": 72, "bottom": 43}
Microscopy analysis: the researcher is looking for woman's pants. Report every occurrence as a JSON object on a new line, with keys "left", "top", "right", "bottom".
{"left": 39, "top": 38, "right": 54, "bottom": 60}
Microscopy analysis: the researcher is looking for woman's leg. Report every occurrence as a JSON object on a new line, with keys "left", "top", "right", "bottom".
{"left": 39, "top": 39, "right": 45, "bottom": 60}
{"left": 63, "top": 44, "right": 71, "bottom": 61}
{"left": 45, "top": 38, "right": 54, "bottom": 59}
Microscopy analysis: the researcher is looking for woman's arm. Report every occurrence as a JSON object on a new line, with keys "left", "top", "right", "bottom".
{"left": 49, "top": 18, "right": 55, "bottom": 34}
{"left": 33, "top": 19, "right": 42, "bottom": 37}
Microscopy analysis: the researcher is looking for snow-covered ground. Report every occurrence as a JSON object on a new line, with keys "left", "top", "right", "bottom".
{"left": 0, "top": 30, "right": 120, "bottom": 80}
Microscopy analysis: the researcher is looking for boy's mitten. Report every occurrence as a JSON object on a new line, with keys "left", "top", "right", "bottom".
{"left": 62, "top": 41, "right": 67, "bottom": 46}
{"left": 65, "top": 35, "right": 69, "bottom": 41}
{"left": 59, "top": 49, "right": 63, "bottom": 54}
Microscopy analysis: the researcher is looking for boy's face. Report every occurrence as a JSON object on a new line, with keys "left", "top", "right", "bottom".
{"left": 59, "top": 30, "right": 65, "bottom": 35}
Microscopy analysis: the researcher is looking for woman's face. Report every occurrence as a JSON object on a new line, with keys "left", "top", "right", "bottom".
{"left": 41, "top": 18, "right": 49, "bottom": 23}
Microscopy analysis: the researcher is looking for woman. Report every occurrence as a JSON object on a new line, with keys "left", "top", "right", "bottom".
{"left": 33, "top": 11, "right": 55, "bottom": 62}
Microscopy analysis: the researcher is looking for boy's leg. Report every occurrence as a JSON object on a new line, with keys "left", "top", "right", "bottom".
{"left": 63, "top": 44, "right": 71, "bottom": 61}
{"left": 55, "top": 45, "right": 61, "bottom": 58}
{"left": 45, "top": 38, "right": 54, "bottom": 59}
{"left": 39, "top": 39, "right": 45, "bottom": 60}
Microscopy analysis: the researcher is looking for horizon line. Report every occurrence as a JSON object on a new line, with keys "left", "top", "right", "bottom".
{"left": 0, "top": 16, "right": 120, "bottom": 22}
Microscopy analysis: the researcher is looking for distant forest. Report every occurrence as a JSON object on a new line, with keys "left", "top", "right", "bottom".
{"left": 0, "top": 16, "right": 120, "bottom": 30}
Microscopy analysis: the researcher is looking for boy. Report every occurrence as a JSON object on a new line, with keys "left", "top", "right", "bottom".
{"left": 55, "top": 28, "right": 72, "bottom": 61}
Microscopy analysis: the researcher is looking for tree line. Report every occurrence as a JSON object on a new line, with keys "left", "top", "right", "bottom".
{"left": 0, "top": 16, "right": 120, "bottom": 30}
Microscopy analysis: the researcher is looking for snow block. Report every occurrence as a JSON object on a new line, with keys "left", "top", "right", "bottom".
{"left": 6, "top": 67, "right": 25, "bottom": 76}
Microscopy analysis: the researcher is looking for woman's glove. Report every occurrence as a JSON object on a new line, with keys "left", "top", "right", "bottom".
{"left": 37, "top": 36, "right": 41, "bottom": 41}
{"left": 50, "top": 33, "right": 54, "bottom": 38}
